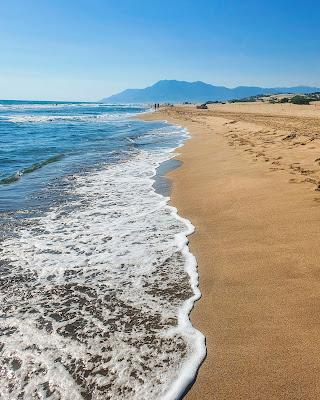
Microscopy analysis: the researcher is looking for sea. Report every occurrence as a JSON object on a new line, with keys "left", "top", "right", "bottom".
{"left": 0, "top": 101, "right": 205, "bottom": 400}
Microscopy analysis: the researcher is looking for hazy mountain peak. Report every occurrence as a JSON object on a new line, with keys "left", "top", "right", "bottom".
{"left": 101, "top": 80, "right": 320, "bottom": 104}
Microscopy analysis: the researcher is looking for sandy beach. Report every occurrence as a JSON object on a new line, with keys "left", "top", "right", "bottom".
{"left": 139, "top": 103, "right": 320, "bottom": 399}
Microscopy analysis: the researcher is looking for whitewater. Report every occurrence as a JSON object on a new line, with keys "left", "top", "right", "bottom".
{"left": 0, "top": 101, "right": 205, "bottom": 399}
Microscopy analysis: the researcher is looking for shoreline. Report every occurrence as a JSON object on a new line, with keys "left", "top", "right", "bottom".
{"left": 150, "top": 131, "right": 206, "bottom": 400}
{"left": 0, "top": 105, "right": 206, "bottom": 399}
{"left": 151, "top": 124, "right": 207, "bottom": 400}
{"left": 139, "top": 104, "right": 320, "bottom": 399}
{"left": 153, "top": 158, "right": 182, "bottom": 197}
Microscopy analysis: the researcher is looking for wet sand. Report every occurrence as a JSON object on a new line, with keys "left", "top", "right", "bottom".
{"left": 139, "top": 103, "right": 320, "bottom": 399}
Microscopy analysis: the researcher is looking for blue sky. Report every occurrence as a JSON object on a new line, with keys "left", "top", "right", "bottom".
{"left": 1, "top": 0, "right": 319, "bottom": 101}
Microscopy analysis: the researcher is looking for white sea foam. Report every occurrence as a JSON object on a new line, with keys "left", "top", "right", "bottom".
{"left": 2, "top": 112, "right": 139, "bottom": 124}
{"left": 0, "top": 103, "right": 100, "bottom": 111}
{"left": 0, "top": 103, "right": 147, "bottom": 112}
{"left": 0, "top": 128, "right": 205, "bottom": 399}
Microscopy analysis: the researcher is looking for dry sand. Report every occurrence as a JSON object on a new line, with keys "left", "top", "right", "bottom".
{"left": 139, "top": 103, "right": 320, "bottom": 400}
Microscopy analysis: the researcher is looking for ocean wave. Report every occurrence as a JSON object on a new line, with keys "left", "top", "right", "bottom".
{"left": 2, "top": 112, "right": 141, "bottom": 124}
{"left": 0, "top": 103, "right": 147, "bottom": 112}
{"left": 0, "top": 103, "right": 99, "bottom": 111}
{"left": 0, "top": 144, "right": 205, "bottom": 398}
{"left": 0, "top": 154, "right": 64, "bottom": 185}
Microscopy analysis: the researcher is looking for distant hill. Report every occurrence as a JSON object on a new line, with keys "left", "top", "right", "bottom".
{"left": 101, "top": 80, "right": 320, "bottom": 104}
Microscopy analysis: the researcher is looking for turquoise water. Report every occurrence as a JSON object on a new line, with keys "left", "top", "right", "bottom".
{"left": 0, "top": 101, "right": 205, "bottom": 400}
{"left": 0, "top": 101, "right": 181, "bottom": 210}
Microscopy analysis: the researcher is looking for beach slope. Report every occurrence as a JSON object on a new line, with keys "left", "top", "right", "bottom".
{"left": 139, "top": 103, "right": 320, "bottom": 399}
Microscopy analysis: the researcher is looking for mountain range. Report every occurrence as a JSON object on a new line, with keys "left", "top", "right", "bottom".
{"left": 101, "top": 80, "right": 320, "bottom": 104}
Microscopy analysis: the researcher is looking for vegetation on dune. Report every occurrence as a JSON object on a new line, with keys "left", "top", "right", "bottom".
{"left": 206, "top": 100, "right": 223, "bottom": 104}
{"left": 306, "top": 92, "right": 320, "bottom": 101}
{"left": 230, "top": 92, "right": 320, "bottom": 105}
{"left": 290, "top": 95, "right": 311, "bottom": 105}
{"left": 202, "top": 91, "right": 320, "bottom": 106}
{"left": 229, "top": 94, "right": 267, "bottom": 103}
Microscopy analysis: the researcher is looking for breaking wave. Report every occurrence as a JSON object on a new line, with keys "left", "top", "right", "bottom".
{"left": 0, "top": 142, "right": 205, "bottom": 399}
{"left": 0, "top": 154, "right": 64, "bottom": 185}
{"left": 2, "top": 113, "right": 141, "bottom": 124}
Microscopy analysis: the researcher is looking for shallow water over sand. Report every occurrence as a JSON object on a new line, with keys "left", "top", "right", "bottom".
{"left": 0, "top": 102, "right": 205, "bottom": 399}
